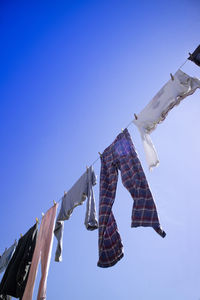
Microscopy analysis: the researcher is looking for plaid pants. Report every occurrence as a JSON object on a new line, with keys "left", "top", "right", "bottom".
{"left": 98, "top": 129, "right": 166, "bottom": 268}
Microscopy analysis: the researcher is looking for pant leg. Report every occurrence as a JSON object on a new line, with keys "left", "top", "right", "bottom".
{"left": 97, "top": 148, "right": 124, "bottom": 268}
{"left": 23, "top": 205, "right": 57, "bottom": 300}
{"left": 22, "top": 227, "right": 42, "bottom": 300}
{"left": 119, "top": 129, "right": 166, "bottom": 237}
{"left": 37, "top": 204, "right": 57, "bottom": 300}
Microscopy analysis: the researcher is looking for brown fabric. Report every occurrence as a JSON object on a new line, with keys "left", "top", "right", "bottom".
{"left": 22, "top": 204, "right": 57, "bottom": 300}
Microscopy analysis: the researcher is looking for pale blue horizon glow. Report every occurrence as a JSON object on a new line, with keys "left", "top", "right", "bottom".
{"left": 0, "top": 1, "right": 200, "bottom": 299}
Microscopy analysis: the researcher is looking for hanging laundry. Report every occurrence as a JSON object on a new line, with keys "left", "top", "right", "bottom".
{"left": 97, "top": 128, "right": 166, "bottom": 268}
{"left": 0, "top": 241, "right": 17, "bottom": 274}
{"left": 54, "top": 166, "right": 98, "bottom": 262}
{"left": 22, "top": 204, "right": 57, "bottom": 300}
{"left": 133, "top": 69, "right": 200, "bottom": 169}
{"left": 188, "top": 45, "right": 200, "bottom": 67}
{"left": 0, "top": 223, "right": 38, "bottom": 299}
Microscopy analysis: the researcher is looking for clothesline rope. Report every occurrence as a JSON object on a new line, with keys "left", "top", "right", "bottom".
{"left": 55, "top": 119, "right": 134, "bottom": 207}
{"left": 178, "top": 59, "right": 188, "bottom": 70}
{"left": 2, "top": 54, "right": 194, "bottom": 239}
{"left": 90, "top": 119, "right": 134, "bottom": 167}
{"left": 49, "top": 59, "right": 191, "bottom": 211}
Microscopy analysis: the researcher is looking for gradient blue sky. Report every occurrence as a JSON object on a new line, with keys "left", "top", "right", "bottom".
{"left": 1, "top": 1, "right": 200, "bottom": 299}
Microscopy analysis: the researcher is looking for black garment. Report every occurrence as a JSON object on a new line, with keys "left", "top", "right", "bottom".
{"left": 188, "top": 45, "right": 200, "bottom": 67}
{"left": 0, "top": 223, "right": 38, "bottom": 299}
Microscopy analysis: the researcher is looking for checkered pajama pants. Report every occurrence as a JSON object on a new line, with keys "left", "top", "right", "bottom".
{"left": 98, "top": 128, "right": 166, "bottom": 268}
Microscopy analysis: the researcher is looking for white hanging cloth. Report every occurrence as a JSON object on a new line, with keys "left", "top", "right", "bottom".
{"left": 133, "top": 69, "right": 200, "bottom": 170}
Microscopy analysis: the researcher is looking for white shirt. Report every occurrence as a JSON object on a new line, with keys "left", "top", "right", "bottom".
{"left": 133, "top": 69, "right": 200, "bottom": 169}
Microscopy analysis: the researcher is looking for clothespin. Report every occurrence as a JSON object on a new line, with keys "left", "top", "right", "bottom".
{"left": 36, "top": 217, "right": 39, "bottom": 224}
{"left": 134, "top": 113, "right": 138, "bottom": 120}
{"left": 86, "top": 165, "right": 89, "bottom": 172}
{"left": 170, "top": 73, "right": 174, "bottom": 81}
{"left": 20, "top": 233, "right": 23, "bottom": 238}
{"left": 41, "top": 212, "right": 44, "bottom": 217}
{"left": 121, "top": 128, "right": 124, "bottom": 132}
{"left": 53, "top": 200, "right": 56, "bottom": 206}
{"left": 64, "top": 190, "right": 67, "bottom": 196}
{"left": 98, "top": 152, "right": 102, "bottom": 158}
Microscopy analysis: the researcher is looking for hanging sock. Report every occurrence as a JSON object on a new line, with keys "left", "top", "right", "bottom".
{"left": 54, "top": 166, "right": 98, "bottom": 262}
{"left": 188, "top": 45, "right": 200, "bottom": 67}
{"left": 22, "top": 204, "right": 58, "bottom": 300}
{"left": 133, "top": 69, "right": 200, "bottom": 169}
{"left": 0, "top": 223, "right": 38, "bottom": 299}
{"left": 0, "top": 241, "right": 17, "bottom": 274}
{"left": 97, "top": 129, "right": 166, "bottom": 268}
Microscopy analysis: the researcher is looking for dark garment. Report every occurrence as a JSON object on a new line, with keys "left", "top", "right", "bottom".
{"left": 98, "top": 128, "right": 166, "bottom": 268}
{"left": 188, "top": 45, "right": 200, "bottom": 67}
{"left": 0, "top": 223, "right": 38, "bottom": 299}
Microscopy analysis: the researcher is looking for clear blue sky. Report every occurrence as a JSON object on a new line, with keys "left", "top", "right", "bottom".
{"left": 0, "top": 1, "right": 200, "bottom": 299}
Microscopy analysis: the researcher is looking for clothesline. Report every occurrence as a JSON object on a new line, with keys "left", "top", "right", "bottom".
{"left": 90, "top": 119, "right": 134, "bottom": 166}
{"left": 54, "top": 119, "right": 134, "bottom": 208}
{"left": 88, "top": 58, "right": 189, "bottom": 170}
{"left": 0, "top": 47, "right": 197, "bottom": 241}
{"left": 3, "top": 57, "right": 194, "bottom": 228}
{"left": 55, "top": 60, "right": 194, "bottom": 214}
{"left": 33, "top": 55, "right": 193, "bottom": 221}
{"left": 1, "top": 44, "right": 200, "bottom": 300}
{"left": 90, "top": 54, "right": 196, "bottom": 171}
{"left": 51, "top": 48, "right": 200, "bottom": 267}
{"left": 176, "top": 58, "right": 188, "bottom": 70}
